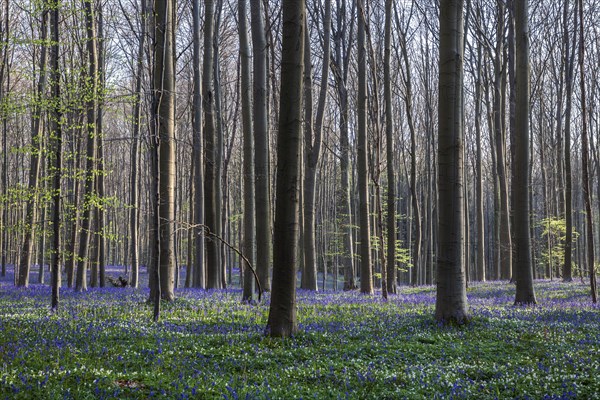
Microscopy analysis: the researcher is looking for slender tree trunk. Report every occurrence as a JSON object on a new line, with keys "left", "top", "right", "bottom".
{"left": 213, "top": 0, "right": 225, "bottom": 288}
{"left": 475, "top": 38, "right": 485, "bottom": 282}
{"left": 97, "top": 6, "right": 106, "bottom": 287}
{"left": 153, "top": 0, "right": 176, "bottom": 301}
{"left": 0, "top": 0, "right": 8, "bottom": 279}
{"left": 239, "top": 0, "right": 256, "bottom": 302}
{"left": 513, "top": 0, "right": 536, "bottom": 305}
{"left": 49, "top": 0, "right": 61, "bottom": 310}
{"left": 384, "top": 0, "right": 396, "bottom": 295}
{"left": 266, "top": 0, "right": 304, "bottom": 337}
{"left": 18, "top": 7, "right": 48, "bottom": 287}
{"left": 577, "top": 0, "right": 597, "bottom": 303}
{"left": 435, "top": 0, "right": 468, "bottom": 324}
{"left": 302, "top": 0, "right": 330, "bottom": 292}
{"left": 203, "top": 0, "right": 222, "bottom": 289}
{"left": 356, "top": 0, "right": 372, "bottom": 294}
{"left": 192, "top": 0, "right": 205, "bottom": 289}
{"left": 75, "top": 0, "right": 99, "bottom": 292}
{"left": 129, "top": 0, "right": 146, "bottom": 289}
{"left": 493, "top": 2, "right": 512, "bottom": 281}
{"left": 562, "top": 0, "right": 576, "bottom": 282}
{"left": 250, "top": 0, "right": 271, "bottom": 291}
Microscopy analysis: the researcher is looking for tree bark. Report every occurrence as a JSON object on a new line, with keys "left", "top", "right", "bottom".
{"left": 75, "top": 0, "right": 99, "bottom": 292}
{"left": 267, "top": 0, "right": 304, "bottom": 337}
{"left": 577, "top": 0, "right": 597, "bottom": 303}
{"left": 562, "top": 0, "right": 576, "bottom": 282}
{"left": 302, "top": 0, "right": 330, "bottom": 292}
{"left": 152, "top": 0, "right": 176, "bottom": 301}
{"left": 435, "top": 0, "right": 469, "bottom": 324}
{"left": 250, "top": 0, "right": 271, "bottom": 292}
{"left": 129, "top": 0, "right": 146, "bottom": 289}
{"left": 203, "top": 0, "right": 222, "bottom": 289}
{"left": 513, "top": 0, "right": 536, "bottom": 305}
{"left": 49, "top": 0, "right": 61, "bottom": 310}
{"left": 192, "top": 0, "right": 205, "bottom": 288}
{"left": 239, "top": 0, "right": 256, "bottom": 302}
{"left": 356, "top": 0, "right": 372, "bottom": 294}
{"left": 384, "top": 0, "right": 396, "bottom": 294}
{"left": 17, "top": 7, "right": 48, "bottom": 287}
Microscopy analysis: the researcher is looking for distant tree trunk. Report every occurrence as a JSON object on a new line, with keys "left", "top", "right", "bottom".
{"left": 17, "top": 7, "right": 48, "bottom": 287}
{"left": 75, "top": 0, "right": 99, "bottom": 292}
{"left": 204, "top": 0, "right": 222, "bottom": 289}
{"left": 577, "top": 0, "right": 597, "bottom": 303}
{"left": 0, "top": 0, "right": 7, "bottom": 279}
{"left": 97, "top": 5, "right": 106, "bottom": 287}
{"left": 435, "top": 0, "right": 469, "bottom": 324}
{"left": 266, "top": 0, "right": 304, "bottom": 337}
{"left": 562, "top": 0, "right": 575, "bottom": 282}
{"left": 153, "top": 0, "right": 176, "bottom": 301}
{"left": 301, "top": 23, "right": 316, "bottom": 291}
{"left": 129, "top": 0, "right": 146, "bottom": 289}
{"left": 475, "top": 38, "right": 485, "bottom": 282}
{"left": 49, "top": 0, "right": 61, "bottom": 310}
{"left": 213, "top": 0, "right": 225, "bottom": 288}
{"left": 192, "top": 0, "right": 205, "bottom": 288}
{"left": 356, "top": 0, "right": 372, "bottom": 294}
{"left": 384, "top": 0, "right": 396, "bottom": 294}
{"left": 398, "top": 26, "right": 420, "bottom": 287}
{"left": 250, "top": 0, "right": 271, "bottom": 292}
{"left": 513, "top": 0, "right": 536, "bottom": 305}
{"left": 239, "top": 0, "right": 255, "bottom": 302}
{"left": 302, "top": 0, "right": 330, "bottom": 292}
{"left": 332, "top": 0, "right": 356, "bottom": 290}
{"left": 493, "top": 1, "right": 512, "bottom": 281}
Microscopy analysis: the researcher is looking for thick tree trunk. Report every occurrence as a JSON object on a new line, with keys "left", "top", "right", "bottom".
{"left": 513, "top": 0, "right": 536, "bottom": 305}
{"left": 435, "top": 0, "right": 469, "bottom": 324}
{"left": 267, "top": 0, "right": 304, "bottom": 337}
{"left": 250, "top": 0, "right": 271, "bottom": 292}
{"left": 356, "top": 0, "right": 372, "bottom": 294}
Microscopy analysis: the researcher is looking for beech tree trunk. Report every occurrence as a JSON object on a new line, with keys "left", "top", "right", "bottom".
{"left": 203, "top": 0, "right": 222, "bottom": 289}
{"left": 192, "top": 0, "right": 205, "bottom": 288}
{"left": 267, "top": 0, "right": 304, "bottom": 338}
{"left": 435, "top": 0, "right": 469, "bottom": 324}
{"left": 75, "top": 0, "right": 99, "bottom": 292}
{"left": 356, "top": 0, "right": 372, "bottom": 294}
{"left": 49, "top": 0, "right": 61, "bottom": 310}
{"left": 17, "top": 7, "right": 48, "bottom": 287}
{"left": 152, "top": 0, "right": 176, "bottom": 301}
{"left": 238, "top": 0, "right": 255, "bottom": 302}
{"left": 513, "top": 0, "right": 536, "bottom": 305}
{"left": 577, "top": 0, "right": 597, "bottom": 303}
{"left": 302, "top": 0, "right": 330, "bottom": 292}
{"left": 384, "top": 0, "right": 396, "bottom": 294}
{"left": 250, "top": 0, "right": 271, "bottom": 292}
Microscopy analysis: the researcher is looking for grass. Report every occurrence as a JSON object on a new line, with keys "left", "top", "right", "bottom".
{"left": 1, "top": 268, "right": 599, "bottom": 399}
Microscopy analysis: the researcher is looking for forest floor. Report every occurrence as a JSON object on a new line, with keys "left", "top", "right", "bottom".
{"left": 1, "top": 268, "right": 599, "bottom": 399}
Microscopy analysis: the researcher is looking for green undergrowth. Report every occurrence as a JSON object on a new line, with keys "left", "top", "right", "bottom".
{"left": 0, "top": 280, "right": 599, "bottom": 399}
